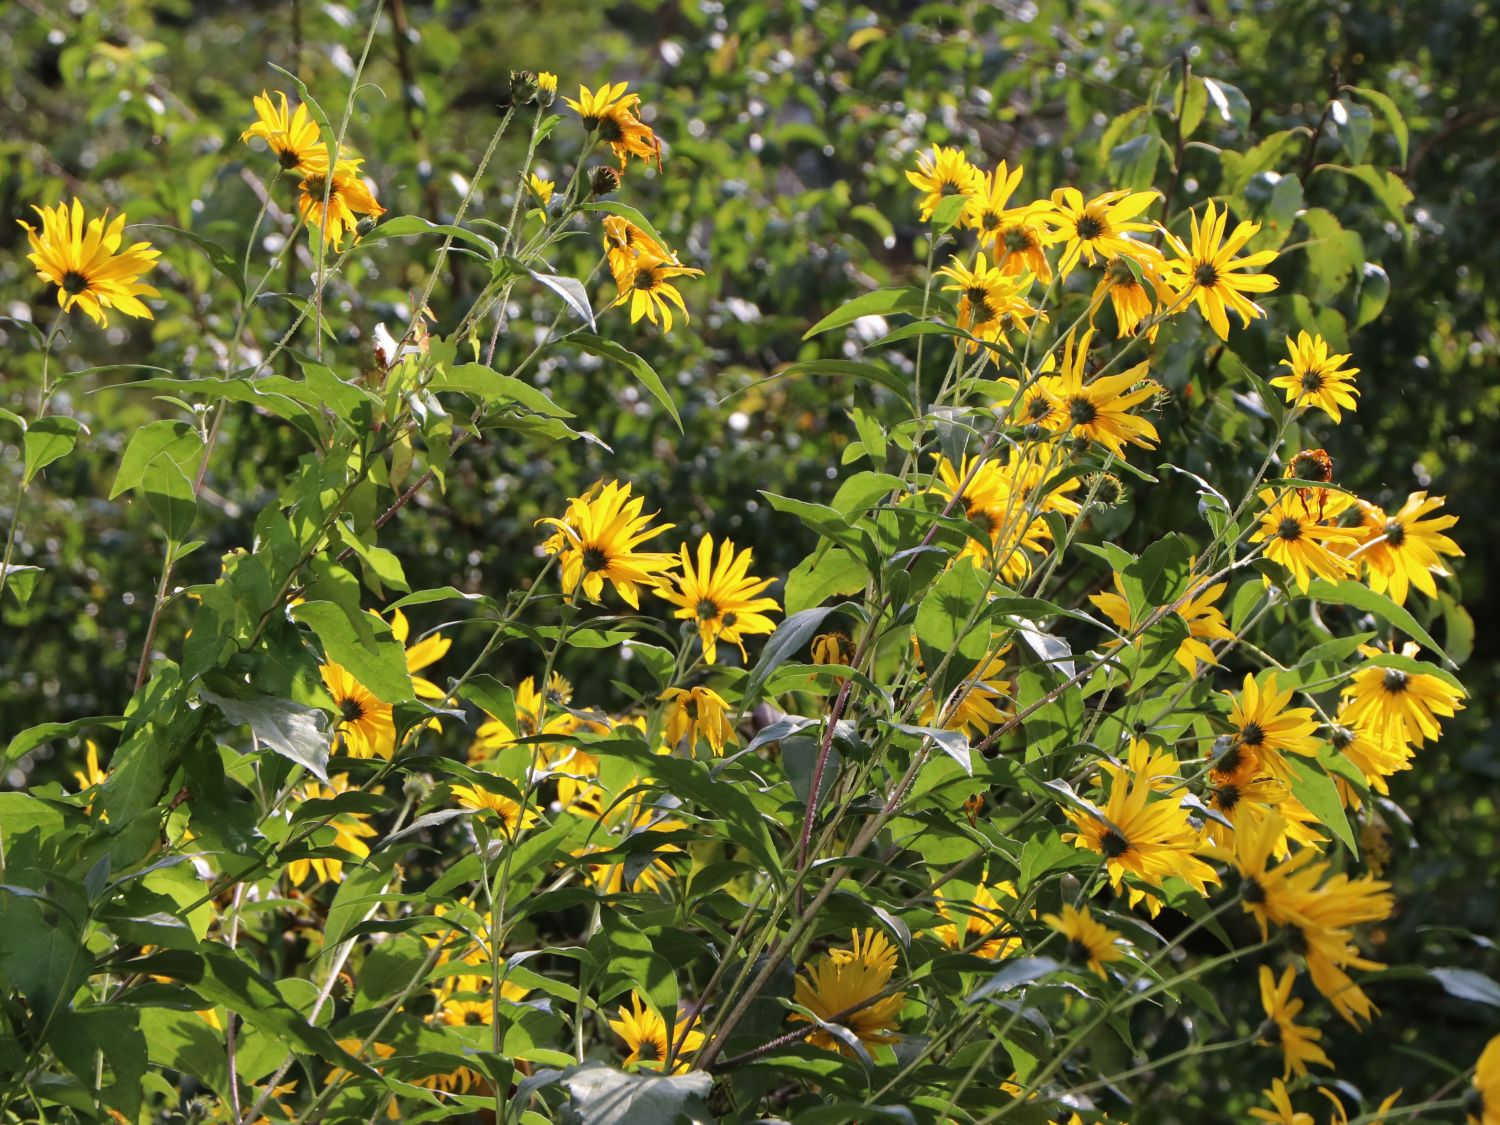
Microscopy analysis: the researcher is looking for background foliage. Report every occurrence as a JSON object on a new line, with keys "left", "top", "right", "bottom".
{"left": 2, "top": 0, "right": 1497, "bottom": 1121}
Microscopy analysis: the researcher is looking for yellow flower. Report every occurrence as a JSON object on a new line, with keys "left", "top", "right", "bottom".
{"left": 1219, "top": 672, "right": 1321, "bottom": 781}
{"left": 1471, "top": 1033, "right": 1500, "bottom": 1125}
{"left": 919, "top": 645, "right": 1013, "bottom": 739}
{"left": 321, "top": 663, "right": 396, "bottom": 759}
{"left": 1339, "top": 646, "right": 1464, "bottom": 748}
{"left": 536, "top": 72, "right": 558, "bottom": 100}
{"left": 609, "top": 991, "right": 704, "bottom": 1072}
{"left": 1051, "top": 328, "right": 1162, "bottom": 457}
{"left": 660, "top": 685, "right": 736, "bottom": 754}
{"left": 1046, "top": 187, "right": 1159, "bottom": 278}
{"left": 387, "top": 609, "right": 450, "bottom": 701}
{"left": 528, "top": 171, "right": 555, "bottom": 206}
{"left": 1042, "top": 903, "right": 1126, "bottom": 980}
{"left": 538, "top": 479, "right": 676, "bottom": 608}
{"left": 1250, "top": 1080, "right": 1314, "bottom": 1125}
{"left": 811, "top": 631, "right": 855, "bottom": 667}
{"left": 1088, "top": 567, "right": 1231, "bottom": 674}
{"left": 72, "top": 739, "right": 108, "bottom": 794}
{"left": 433, "top": 952, "right": 531, "bottom": 1027}
{"left": 930, "top": 456, "right": 1052, "bottom": 581}
{"left": 1160, "top": 199, "right": 1279, "bottom": 340}
{"left": 452, "top": 782, "right": 538, "bottom": 837}
{"left": 602, "top": 214, "right": 676, "bottom": 273}
{"left": 468, "top": 673, "right": 578, "bottom": 763}
{"left": 19, "top": 199, "right": 160, "bottom": 326}
{"left": 1257, "top": 965, "right": 1332, "bottom": 1079}
{"left": 610, "top": 251, "right": 703, "bottom": 334}
{"left": 1089, "top": 250, "right": 1173, "bottom": 340}
{"left": 285, "top": 774, "right": 377, "bottom": 886}
{"left": 1249, "top": 487, "right": 1360, "bottom": 592}
{"left": 1271, "top": 331, "right": 1360, "bottom": 421}
{"left": 1063, "top": 746, "right": 1219, "bottom": 913}
{"left": 240, "top": 89, "right": 323, "bottom": 173}
{"left": 1351, "top": 492, "right": 1463, "bottom": 606}
{"left": 1328, "top": 708, "right": 1412, "bottom": 797}
{"left": 564, "top": 82, "right": 661, "bottom": 170}
{"left": 905, "top": 145, "right": 981, "bottom": 221}
{"left": 297, "top": 156, "right": 385, "bottom": 250}
{"left": 1321, "top": 1087, "right": 1402, "bottom": 1125}
{"left": 655, "top": 534, "right": 781, "bottom": 665}
{"left": 791, "top": 929, "right": 905, "bottom": 1054}
{"left": 933, "top": 881, "right": 1024, "bottom": 960}
{"left": 963, "top": 165, "right": 1057, "bottom": 285}
{"left": 935, "top": 252, "right": 1039, "bottom": 349}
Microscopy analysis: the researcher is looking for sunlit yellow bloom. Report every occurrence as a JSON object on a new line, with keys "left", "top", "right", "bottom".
{"left": 321, "top": 663, "right": 396, "bottom": 759}
{"left": 791, "top": 929, "right": 905, "bottom": 1054}
{"left": 564, "top": 82, "right": 661, "bottom": 170}
{"left": 905, "top": 145, "right": 982, "bottom": 221}
{"left": 571, "top": 797, "right": 688, "bottom": 894}
{"left": 297, "top": 155, "right": 385, "bottom": 250}
{"left": 933, "top": 881, "right": 1024, "bottom": 959}
{"left": 655, "top": 534, "right": 780, "bottom": 665}
{"left": 1089, "top": 567, "right": 1231, "bottom": 673}
{"left": 240, "top": 89, "right": 323, "bottom": 173}
{"left": 1160, "top": 199, "right": 1279, "bottom": 340}
{"left": 1090, "top": 250, "right": 1173, "bottom": 340}
{"left": 601, "top": 214, "right": 676, "bottom": 275}
{"left": 1249, "top": 487, "right": 1359, "bottom": 592}
{"left": 1203, "top": 760, "right": 1324, "bottom": 854}
{"left": 1471, "top": 1033, "right": 1500, "bottom": 1125}
{"left": 1257, "top": 965, "right": 1332, "bottom": 1078}
{"left": 387, "top": 609, "right": 450, "bottom": 701}
{"left": 919, "top": 644, "right": 1013, "bottom": 738}
{"left": 19, "top": 199, "right": 160, "bottom": 326}
{"left": 930, "top": 456, "right": 1052, "bottom": 581}
{"left": 811, "top": 631, "right": 855, "bottom": 667}
{"left": 1064, "top": 746, "right": 1219, "bottom": 913}
{"left": 1340, "top": 645, "right": 1463, "bottom": 748}
{"left": 72, "top": 739, "right": 108, "bottom": 796}
{"left": 467, "top": 673, "right": 579, "bottom": 764}
{"left": 1328, "top": 709, "right": 1412, "bottom": 798}
{"left": 1250, "top": 1079, "right": 1314, "bottom": 1125}
{"left": 528, "top": 172, "right": 555, "bottom": 206}
{"left": 1271, "top": 331, "right": 1359, "bottom": 421}
{"left": 1051, "top": 328, "right": 1161, "bottom": 457}
{"left": 1351, "top": 492, "right": 1462, "bottom": 606}
{"left": 1046, "top": 187, "right": 1159, "bottom": 278}
{"left": 610, "top": 251, "right": 703, "bottom": 334}
{"left": 964, "top": 165, "right": 1058, "bottom": 284}
{"left": 538, "top": 479, "right": 675, "bottom": 608}
{"left": 1321, "top": 1087, "right": 1402, "bottom": 1125}
{"left": 452, "top": 782, "right": 538, "bottom": 837}
{"left": 1219, "top": 672, "right": 1321, "bottom": 781}
{"left": 660, "top": 685, "right": 735, "bottom": 755}
{"left": 285, "top": 774, "right": 376, "bottom": 886}
{"left": 935, "top": 252, "right": 1039, "bottom": 350}
{"left": 609, "top": 991, "right": 704, "bottom": 1072}
{"left": 1042, "top": 903, "right": 1126, "bottom": 980}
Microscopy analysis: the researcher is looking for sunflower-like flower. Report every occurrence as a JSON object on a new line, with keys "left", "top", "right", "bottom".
{"left": 602, "top": 214, "right": 675, "bottom": 268}
{"left": 791, "top": 928, "right": 905, "bottom": 1054}
{"left": 387, "top": 609, "right": 450, "bottom": 701}
{"left": 963, "top": 164, "right": 1058, "bottom": 277}
{"left": 1471, "top": 1034, "right": 1500, "bottom": 1125}
{"left": 1063, "top": 746, "right": 1219, "bottom": 913}
{"left": 655, "top": 534, "right": 780, "bottom": 665}
{"left": 811, "top": 631, "right": 855, "bottom": 667}
{"left": 1218, "top": 673, "right": 1321, "bottom": 781}
{"left": 1270, "top": 331, "right": 1359, "bottom": 421}
{"left": 1249, "top": 487, "right": 1359, "bottom": 592}
{"left": 609, "top": 991, "right": 704, "bottom": 1072}
{"left": 1051, "top": 328, "right": 1162, "bottom": 457}
{"left": 935, "top": 252, "right": 1039, "bottom": 350}
{"left": 1250, "top": 1080, "right": 1315, "bottom": 1125}
{"left": 321, "top": 662, "right": 397, "bottom": 759}
{"left": 570, "top": 795, "right": 689, "bottom": 894}
{"left": 564, "top": 82, "right": 661, "bottom": 170}
{"left": 1256, "top": 965, "right": 1333, "bottom": 1079}
{"left": 71, "top": 739, "right": 108, "bottom": 818}
{"left": 905, "top": 145, "right": 982, "bottom": 221}
{"left": 528, "top": 172, "right": 555, "bottom": 206}
{"left": 451, "top": 782, "right": 538, "bottom": 837}
{"left": 1088, "top": 567, "right": 1232, "bottom": 674}
{"left": 468, "top": 673, "right": 579, "bottom": 764}
{"left": 1046, "top": 187, "right": 1159, "bottom": 278}
{"left": 930, "top": 456, "right": 1053, "bottom": 581}
{"left": 609, "top": 251, "right": 703, "bottom": 334}
{"left": 240, "top": 89, "right": 324, "bottom": 173}
{"left": 1327, "top": 710, "right": 1412, "bottom": 799}
{"left": 285, "top": 774, "right": 377, "bottom": 886}
{"left": 660, "top": 685, "right": 735, "bottom": 755}
{"left": 1339, "top": 645, "right": 1464, "bottom": 748}
{"left": 538, "top": 479, "right": 676, "bottom": 608}
{"left": 1350, "top": 492, "right": 1463, "bottom": 606}
{"left": 1203, "top": 759, "right": 1324, "bottom": 854}
{"left": 297, "top": 156, "right": 385, "bottom": 250}
{"left": 1089, "top": 250, "right": 1174, "bottom": 340}
{"left": 933, "top": 881, "right": 1025, "bottom": 960}
{"left": 1159, "top": 199, "right": 1279, "bottom": 340}
{"left": 918, "top": 645, "right": 1013, "bottom": 738}
{"left": 1042, "top": 903, "right": 1126, "bottom": 980}
{"left": 19, "top": 199, "right": 161, "bottom": 326}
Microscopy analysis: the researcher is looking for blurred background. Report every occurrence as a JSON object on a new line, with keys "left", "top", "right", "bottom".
{"left": 2, "top": 1, "right": 1496, "bottom": 1118}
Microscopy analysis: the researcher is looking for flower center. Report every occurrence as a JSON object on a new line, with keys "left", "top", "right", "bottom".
{"left": 1099, "top": 828, "right": 1131, "bottom": 858}
{"left": 1275, "top": 517, "right": 1302, "bottom": 541}
{"left": 1329, "top": 725, "right": 1354, "bottom": 750}
{"left": 1215, "top": 783, "right": 1241, "bottom": 812}
{"left": 1383, "top": 519, "right": 1406, "bottom": 547}
{"left": 632, "top": 269, "right": 658, "bottom": 291}
{"left": 1241, "top": 875, "right": 1266, "bottom": 905}
{"left": 1027, "top": 395, "right": 1053, "bottom": 421}
{"left": 277, "top": 147, "right": 304, "bottom": 170}
{"left": 1257, "top": 1018, "right": 1282, "bottom": 1045}
{"left": 1106, "top": 257, "right": 1137, "bottom": 286}
{"left": 581, "top": 547, "right": 610, "bottom": 573}
{"left": 1299, "top": 368, "right": 1326, "bottom": 392}
{"left": 465, "top": 1008, "right": 486, "bottom": 1026}
{"left": 1065, "top": 938, "right": 1095, "bottom": 966}
{"left": 1075, "top": 212, "right": 1106, "bottom": 240}
{"left": 61, "top": 270, "right": 90, "bottom": 295}
{"left": 1067, "top": 396, "right": 1098, "bottom": 427}
{"left": 695, "top": 599, "right": 720, "bottom": 622}
{"left": 1193, "top": 261, "right": 1220, "bottom": 289}
{"left": 1003, "top": 227, "right": 1034, "bottom": 252}
{"left": 636, "top": 1038, "right": 660, "bottom": 1061}
{"left": 1239, "top": 721, "right": 1266, "bottom": 747}
{"left": 596, "top": 114, "right": 626, "bottom": 143}
{"left": 1382, "top": 669, "right": 1409, "bottom": 694}
{"left": 981, "top": 211, "right": 1001, "bottom": 231}
{"left": 340, "top": 698, "right": 366, "bottom": 723}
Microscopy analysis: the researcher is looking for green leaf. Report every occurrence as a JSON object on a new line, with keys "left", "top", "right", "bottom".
{"left": 772, "top": 358, "right": 913, "bottom": 403}
{"left": 890, "top": 721, "right": 971, "bottom": 775}
{"left": 929, "top": 192, "right": 968, "bottom": 231}
{"left": 141, "top": 456, "right": 198, "bottom": 542}
{"left": 520, "top": 263, "right": 595, "bottom": 329}
{"left": 5, "top": 716, "right": 127, "bottom": 766}
{"left": 1305, "top": 579, "right": 1452, "bottom": 667}
{"left": 132, "top": 222, "right": 246, "bottom": 298}
{"left": 48, "top": 1007, "right": 148, "bottom": 1117}
{"left": 1121, "top": 533, "right": 1192, "bottom": 619}
{"left": 1430, "top": 967, "right": 1500, "bottom": 1009}
{"left": 785, "top": 546, "right": 867, "bottom": 617}
{"left": 434, "top": 363, "right": 574, "bottom": 418}
{"left": 366, "top": 214, "right": 499, "bottom": 257}
{"left": 1355, "top": 262, "right": 1390, "bottom": 328}
{"left": 572, "top": 332, "right": 681, "bottom": 430}
{"left": 761, "top": 492, "right": 867, "bottom": 554}
{"left": 1286, "top": 757, "right": 1356, "bottom": 853}
{"left": 111, "top": 419, "right": 204, "bottom": 500}
{"left": 1297, "top": 209, "right": 1365, "bottom": 304}
{"left": 293, "top": 601, "right": 414, "bottom": 702}
{"left": 1346, "top": 85, "right": 1410, "bottom": 167}
{"left": 201, "top": 689, "right": 331, "bottom": 780}
{"left": 2, "top": 564, "right": 44, "bottom": 607}
{"left": 22, "top": 415, "right": 84, "bottom": 483}
{"left": 915, "top": 559, "right": 990, "bottom": 698}
{"left": 560, "top": 1062, "right": 712, "bottom": 1125}
{"left": 295, "top": 356, "right": 374, "bottom": 422}
{"left": 741, "top": 605, "right": 844, "bottom": 706}
{"left": 803, "top": 287, "right": 948, "bottom": 340}
{"left": 1177, "top": 74, "right": 1208, "bottom": 139}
